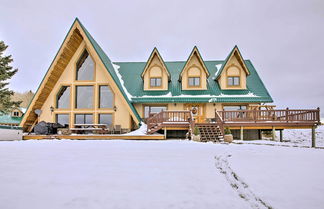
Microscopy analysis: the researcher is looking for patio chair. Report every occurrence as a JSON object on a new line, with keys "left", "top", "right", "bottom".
{"left": 114, "top": 125, "right": 121, "bottom": 134}
{"left": 108, "top": 124, "right": 114, "bottom": 134}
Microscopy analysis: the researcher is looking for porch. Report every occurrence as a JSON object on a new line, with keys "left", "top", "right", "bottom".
{"left": 146, "top": 108, "right": 321, "bottom": 144}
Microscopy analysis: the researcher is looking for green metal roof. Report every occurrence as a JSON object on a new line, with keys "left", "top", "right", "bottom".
{"left": 0, "top": 114, "right": 22, "bottom": 125}
{"left": 114, "top": 60, "right": 273, "bottom": 103}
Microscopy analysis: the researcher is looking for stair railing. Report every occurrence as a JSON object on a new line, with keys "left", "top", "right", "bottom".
{"left": 215, "top": 110, "right": 224, "bottom": 135}
{"left": 146, "top": 110, "right": 165, "bottom": 133}
{"left": 188, "top": 111, "right": 195, "bottom": 138}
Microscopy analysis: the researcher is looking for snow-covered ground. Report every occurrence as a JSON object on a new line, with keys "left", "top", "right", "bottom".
{"left": 235, "top": 125, "right": 324, "bottom": 148}
{"left": 0, "top": 140, "right": 324, "bottom": 209}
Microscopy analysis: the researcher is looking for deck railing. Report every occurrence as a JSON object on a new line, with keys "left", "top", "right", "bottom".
{"left": 146, "top": 110, "right": 192, "bottom": 133}
{"left": 217, "top": 108, "right": 320, "bottom": 124}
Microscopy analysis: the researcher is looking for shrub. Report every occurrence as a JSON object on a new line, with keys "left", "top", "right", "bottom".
{"left": 193, "top": 126, "right": 200, "bottom": 136}
{"left": 224, "top": 127, "right": 231, "bottom": 135}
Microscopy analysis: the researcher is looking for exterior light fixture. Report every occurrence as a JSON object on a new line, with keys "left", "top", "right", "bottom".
{"left": 174, "top": 103, "right": 177, "bottom": 106}
{"left": 50, "top": 106, "right": 54, "bottom": 113}
{"left": 113, "top": 106, "right": 117, "bottom": 112}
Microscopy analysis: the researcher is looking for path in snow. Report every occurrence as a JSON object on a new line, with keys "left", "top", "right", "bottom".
{"left": 215, "top": 154, "right": 272, "bottom": 209}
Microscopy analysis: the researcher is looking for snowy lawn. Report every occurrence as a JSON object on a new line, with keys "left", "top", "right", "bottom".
{"left": 0, "top": 140, "right": 324, "bottom": 209}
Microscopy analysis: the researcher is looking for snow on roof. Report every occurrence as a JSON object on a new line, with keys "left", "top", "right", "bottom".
{"left": 215, "top": 64, "right": 222, "bottom": 76}
{"left": 19, "top": 108, "right": 27, "bottom": 114}
{"left": 133, "top": 92, "right": 258, "bottom": 100}
{"left": 112, "top": 63, "right": 133, "bottom": 101}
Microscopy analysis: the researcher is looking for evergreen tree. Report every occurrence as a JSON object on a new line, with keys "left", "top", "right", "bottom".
{"left": 0, "top": 41, "right": 21, "bottom": 113}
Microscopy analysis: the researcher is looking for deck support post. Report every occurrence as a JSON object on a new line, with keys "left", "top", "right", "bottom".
{"left": 272, "top": 126, "right": 276, "bottom": 141}
{"left": 279, "top": 130, "right": 283, "bottom": 142}
{"left": 164, "top": 127, "right": 167, "bottom": 139}
{"left": 312, "top": 126, "right": 316, "bottom": 148}
{"left": 240, "top": 126, "right": 244, "bottom": 140}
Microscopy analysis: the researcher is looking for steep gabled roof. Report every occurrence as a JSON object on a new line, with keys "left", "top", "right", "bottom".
{"left": 179, "top": 46, "right": 210, "bottom": 80}
{"left": 20, "top": 18, "right": 141, "bottom": 129}
{"left": 141, "top": 47, "right": 170, "bottom": 80}
{"left": 215, "top": 45, "right": 250, "bottom": 80}
{"left": 77, "top": 19, "right": 141, "bottom": 123}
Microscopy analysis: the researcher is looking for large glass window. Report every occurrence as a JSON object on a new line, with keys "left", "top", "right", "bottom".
{"left": 144, "top": 106, "right": 167, "bottom": 118}
{"left": 75, "top": 114, "right": 93, "bottom": 124}
{"left": 98, "top": 114, "right": 113, "bottom": 126}
{"left": 223, "top": 105, "right": 247, "bottom": 119}
{"left": 75, "top": 86, "right": 94, "bottom": 109}
{"left": 99, "top": 85, "right": 113, "bottom": 108}
{"left": 56, "top": 86, "right": 70, "bottom": 109}
{"left": 56, "top": 114, "right": 70, "bottom": 127}
{"left": 188, "top": 77, "right": 200, "bottom": 86}
{"left": 150, "top": 78, "right": 162, "bottom": 87}
{"left": 76, "top": 50, "right": 94, "bottom": 80}
{"left": 227, "top": 76, "right": 240, "bottom": 86}
{"left": 223, "top": 106, "right": 247, "bottom": 111}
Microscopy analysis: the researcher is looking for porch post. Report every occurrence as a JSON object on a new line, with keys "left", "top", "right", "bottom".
{"left": 312, "top": 126, "right": 316, "bottom": 148}
{"left": 164, "top": 127, "right": 167, "bottom": 139}
{"left": 279, "top": 130, "right": 283, "bottom": 142}
{"left": 240, "top": 126, "right": 244, "bottom": 140}
{"left": 272, "top": 126, "right": 276, "bottom": 141}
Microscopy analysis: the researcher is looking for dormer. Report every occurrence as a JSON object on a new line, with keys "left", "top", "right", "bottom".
{"left": 179, "top": 46, "right": 209, "bottom": 90}
{"left": 216, "top": 46, "right": 250, "bottom": 90}
{"left": 141, "top": 48, "right": 170, "bottom": 91}
{"left": 11, "top": 108, "right": 23, "bottom": 117}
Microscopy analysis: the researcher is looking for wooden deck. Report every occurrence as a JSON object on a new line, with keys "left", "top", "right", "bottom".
{"left": 218, "top": 108, "right": 321, "bottom": 129}
{"left": 146, "top": 108, "right": 321, "bottom": 136}
{"left": 23, "top": 134, "right": 165, "bottom": 140}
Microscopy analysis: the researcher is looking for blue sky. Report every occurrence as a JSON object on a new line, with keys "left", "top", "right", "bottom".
{"left": 1, "top": 0, "right": 323, "bottom": 114}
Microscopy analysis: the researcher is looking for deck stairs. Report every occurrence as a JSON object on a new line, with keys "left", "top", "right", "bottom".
{"left": 196, "top": 123, "right": 223, "bottom": 142}
{"left": 147, "top": 122, "right": 163, "bottom": 134}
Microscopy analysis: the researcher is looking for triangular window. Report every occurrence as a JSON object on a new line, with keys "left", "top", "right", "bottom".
{"left": 76, "top": 50, "right": 94, "bottom": 80}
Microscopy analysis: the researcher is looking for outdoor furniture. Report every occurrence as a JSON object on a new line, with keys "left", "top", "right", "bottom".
{"left": 114, "top": 125, "right": 121, "bottom": 134}
{"left": 108, "top": 124, "right": 114, "bottom": 134}
{"left": 70, "top": 124, "right": 108, "bottom": 134}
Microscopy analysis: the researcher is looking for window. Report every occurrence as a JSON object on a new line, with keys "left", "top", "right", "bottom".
{"left": 188, "top": 77, "right": 200, "bottom": 87}
{"left": 223, "top": 105, "right": 247, "bottom": 119}
{"left": 223, "top": 106, "right": 246, "bottom": 111}
{"left": 99, "top": 85, "right": 113, "bottom": 108}
{"left": 75, "top": 86, "right": 94, "bottom": 109}
{"left": 76, "top": 50, "right": 94, "bottom": 80}
{"left": 13, "top": 111, "right": 19, "bottom": 117}
{"left": 150, "top": 78, "right": 162, "bottom": 87}
{"left": 56, "top": 86, "right": 70, "bottom": 109}
{"left": 98, "top": 114, "right": 113, "bottom": 126}
{"left": 227, "top": 76, "right": 240, "bottom": 86}
{"left": 56, "top": 114, "right": 69, "bottom": 127}
{"left": 144, "top": 106, "right": 167, "bottom": 118}
{"left": 75, "top": 114, "right": 93, "bottom": 124}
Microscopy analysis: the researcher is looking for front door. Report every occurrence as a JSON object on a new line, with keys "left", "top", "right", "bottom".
{"left": 184, "top": 104, "right": 205, "bottom": 123}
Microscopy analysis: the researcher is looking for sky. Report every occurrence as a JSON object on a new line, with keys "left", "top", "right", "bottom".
{"left": 1, "top": 0, "right": 323, "bottom": 115}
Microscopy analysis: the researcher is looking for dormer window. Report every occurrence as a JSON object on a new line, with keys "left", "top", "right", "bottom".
{"left": 141, "top": 48, "right": 170, "bottom": 91}
{"left": 227, "top": 76, "right": 240, "bottom": 86}
{"left": 150, "top": 77, "right": 162, "bottom": 87}
{"left": 188, "top": 77, "right": 200, "bottom": 87}
{"left": 13, "top": 111, "right": 19, "bottom": 117}
{"left": 179, "top": 47, "right": 209, "bottom": 90}
{"left": 215, "top": 46, "right": 250, "bottom": 90}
